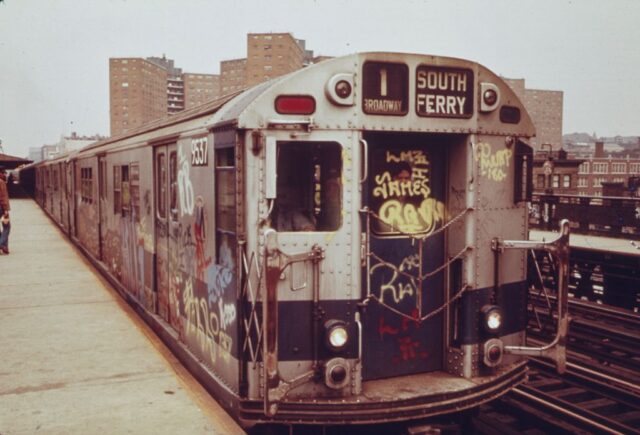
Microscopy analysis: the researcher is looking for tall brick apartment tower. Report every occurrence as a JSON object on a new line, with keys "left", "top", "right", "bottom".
{"left": 110, "top": 57, "right": 220, "bottom": 136}
{"left": 220, "top": 32, "right": 307, "bottom": 97}
{"left": 109, "top": 58, "right": 167, "bottom": 136}
{"left": 504, "top": 78, "right": 564, "bottom": 151}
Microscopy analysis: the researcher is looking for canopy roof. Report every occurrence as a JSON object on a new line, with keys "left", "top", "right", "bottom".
{"left": 0, "top": 153, "right": 33, "bottom": 169}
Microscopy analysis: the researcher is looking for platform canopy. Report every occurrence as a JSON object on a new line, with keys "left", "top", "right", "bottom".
{"left": 0, "top": 153, "right": 32, "bottom": 169}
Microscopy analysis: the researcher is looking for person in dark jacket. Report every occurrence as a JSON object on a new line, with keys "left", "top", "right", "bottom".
{"left": 0, "top": 170, "right": 11, "bottom": 254}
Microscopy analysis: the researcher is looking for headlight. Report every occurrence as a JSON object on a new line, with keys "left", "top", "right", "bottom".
{"left": 325, "top": 320, "right": 349, "bottom": 351}
{"left": 482, "top": 305, "right": 502, "bottom": 333}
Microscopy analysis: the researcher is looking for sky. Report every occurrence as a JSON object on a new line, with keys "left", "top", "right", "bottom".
{"left": 1, "top": 0, "right": 639, "bottom": 157}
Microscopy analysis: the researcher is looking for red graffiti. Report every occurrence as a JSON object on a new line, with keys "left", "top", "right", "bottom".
{"left": 378, "top": 309, "right": 428, "bottom": 362}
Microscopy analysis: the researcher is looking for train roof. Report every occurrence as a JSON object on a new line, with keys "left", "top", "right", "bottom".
{"left": 41, "top": 52, "right": 536, "bottom": 162}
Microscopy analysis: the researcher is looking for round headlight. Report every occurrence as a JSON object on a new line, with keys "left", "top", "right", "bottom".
{"left": 335, "top": 80, "right": 352, "bottom": 99}
{"left": 487, "top": 311, "right": 502, "bottom": 330}
{"left": 325, "top": 320, "right": 349, "bottom": 351}
{"left": 483, "top": 88, "right": 498, "bottom": 106}
{"left": 482, "top": 305, "right": 502, "bottom": 334}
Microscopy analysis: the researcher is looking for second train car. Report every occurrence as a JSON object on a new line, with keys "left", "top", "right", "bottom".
{"left": 28, "top": 52, "right": 570, "bottom": 428}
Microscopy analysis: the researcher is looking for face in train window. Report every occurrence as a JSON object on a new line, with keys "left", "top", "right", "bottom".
{"left": 273, "top": 142, "right": 342, "bottom": 232}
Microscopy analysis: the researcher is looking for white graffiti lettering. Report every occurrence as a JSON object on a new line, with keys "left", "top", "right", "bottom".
{"left": 178, "top": 146, "right": 195, "bottom": 216}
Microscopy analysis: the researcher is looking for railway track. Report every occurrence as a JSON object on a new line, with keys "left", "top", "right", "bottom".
{"left": 476, "top": 359, "right": 640, "bottom": 434}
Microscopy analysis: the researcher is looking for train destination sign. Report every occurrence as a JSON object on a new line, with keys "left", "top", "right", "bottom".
{"left": 362, "top": 61, "right": 409, "bottom": 116}
{"left": 415, "top": 66, "right": 473, "bottom": 118}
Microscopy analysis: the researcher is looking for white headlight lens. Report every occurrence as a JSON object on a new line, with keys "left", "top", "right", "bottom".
{"left": 329, "top": 326, "right": 348, "bottom": 348}
{"left": 487, "top": 311, "right": 502, "bottom": 330}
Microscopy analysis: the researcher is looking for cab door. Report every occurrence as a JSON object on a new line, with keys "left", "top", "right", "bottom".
{"left": 362, "top": 131, "right": 447, "bottom": 380}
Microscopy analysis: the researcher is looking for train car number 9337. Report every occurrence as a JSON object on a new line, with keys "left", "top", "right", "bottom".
{"left": 363, "top": 62, "right": 474, "bottom": 118}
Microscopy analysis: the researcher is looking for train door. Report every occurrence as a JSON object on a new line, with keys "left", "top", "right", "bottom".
{"left": 98, "top": 156, "right": 107, "bottom": 260}
{"left": 154, "top": 144, "right": 178, "bottom": 322}
{"left": 361, "top": 131, "right": 447, "bottom": 380}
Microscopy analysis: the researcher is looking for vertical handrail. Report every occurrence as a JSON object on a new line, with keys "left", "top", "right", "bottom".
{"left": 494, "top": 219, "right": 571, "bottom": 374}
{"left": 359, "top": 139, "right": 368, "bottom": 184}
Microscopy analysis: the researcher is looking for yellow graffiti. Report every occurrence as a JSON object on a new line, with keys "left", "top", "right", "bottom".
{"left": 182, "top": 278, "right": 232, "bottom": 364}
{"left": 373, "top": 172, "right": 431, "bottom": 199}
{"left": 475, "top": 142, "right": 512, "bottom": 182}
{"left": 379, "top": 197, "right": 446, "bottom": 234}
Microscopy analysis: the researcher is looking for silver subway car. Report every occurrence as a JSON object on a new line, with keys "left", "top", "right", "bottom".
{"left": 30, "top": 52, "right": 569, "bottom": 428}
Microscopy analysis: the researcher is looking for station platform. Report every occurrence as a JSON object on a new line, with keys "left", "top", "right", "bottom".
{"left": 0, "top": 199, "right": 245, "bottom": 434}
{"left": 530, "top": 229, "right": 640, "bottom": 255}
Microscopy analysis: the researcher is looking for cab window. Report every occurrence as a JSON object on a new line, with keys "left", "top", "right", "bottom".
{"left": 274, "top": 142, "right": 342, "bottom": 232}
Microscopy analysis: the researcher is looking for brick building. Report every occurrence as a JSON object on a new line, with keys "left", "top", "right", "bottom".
{"left": 220, "top": 58, "right": 248, "bottom": 96}
{"left": 220, "top": 32, "right": 310, "bottom": 96}
{"left": 110, "top": 58, "right": 167, "bottom": 136}
{"left": 110, "top": 56, "right": 220, "bottom": 136}
{"left": 574, "top": 142, "right": 640, "bottom": 197}
{"left": 504, "top": 79, "right": 564, "bottom": 152}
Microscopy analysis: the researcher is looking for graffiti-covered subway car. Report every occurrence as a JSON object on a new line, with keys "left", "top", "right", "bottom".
{"left": 29, "top": 52, "right": 570, "bottom": 428}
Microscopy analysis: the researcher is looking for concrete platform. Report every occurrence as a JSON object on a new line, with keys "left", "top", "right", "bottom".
{"left": 0, "top": 199, "right": 245, "bottom": 434}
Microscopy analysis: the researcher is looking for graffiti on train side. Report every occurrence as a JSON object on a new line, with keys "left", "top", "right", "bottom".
{"left": 178, "top": 146, "right": 195, "bottom": 216}
{"left": 371, "top": 254, "right": 420, "bottom": 305}
{"left": 182, "top": 277, "right": 233, "bottom": 364}
{"left": 474, "top": 142, "right": 512, "bottom": 182}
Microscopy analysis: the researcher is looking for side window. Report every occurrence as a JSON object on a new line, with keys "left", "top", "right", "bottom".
{"left": 157, "top": 153, "right": 167, "bottom": 217}
{"left": 273, "top": 141, "right": 342, "bottom": 232}
{"left": 169, "top": 152, "right": 178, "bottom": 221}
{"left": 113, "top": 165, "right": 122, "bottom": 214}
{"left": 215, "top": 147, "right": 236, "bottom": 268}
{"left": 130, "top": 163, "right": 140, "bottom": 221}
{"left": 121, "top": 165, "right": 130, "bottom": 217}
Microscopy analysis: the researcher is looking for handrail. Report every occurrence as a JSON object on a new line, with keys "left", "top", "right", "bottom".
{"left": 493, "top": 219, "right": 571, "bottom": 374}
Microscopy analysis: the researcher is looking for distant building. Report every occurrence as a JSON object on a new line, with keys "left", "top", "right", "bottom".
{"left": 504, "top": 78, "right": 563, "bottom": 152}
{"left": 110, "top": 56, "right": 219, "bottom": 136}
{"left": 35, "top": 132, "right": 105, "bottom": 162}
{"left": 110, "top": 58, "right": 167, "bottom": 136}
{"left": 184, "top": 73, "right": 220, "bottom": 109}
{"left": 533, "top": 148, "right": 583, "bottom": 195}
{"left": 246, "top": 33, "right": 305, "bottom": 87}
{"left": 574, "top": 142, "right": 640, "bottom": 197}
{"left": 219, "top": 32, "right": 313, "bottom": 96}
{"left": 220, "top": 58, "right": 247, "bottom": 96}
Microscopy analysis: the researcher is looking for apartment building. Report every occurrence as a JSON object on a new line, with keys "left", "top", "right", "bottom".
{"left": 575, "top": 142, "right": 640, "bottom": 197}
{"left": 184, "top": 73, "right": 220, "bottom": 109}
{"left": 504, "top": 78, "right": 564, "bottom": 152}
{"left": 220, "top": 58, "right": 247, "bottom": 96}
{"left": 110, "top": 58, "right": 167, "bottom": 136}
{"left": 110, "top": 56, "right": 220, "bottom": 136}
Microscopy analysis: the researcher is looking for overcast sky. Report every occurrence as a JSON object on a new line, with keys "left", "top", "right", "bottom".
{"left": 1, "top": 0, "right": 639, "bottom": 157}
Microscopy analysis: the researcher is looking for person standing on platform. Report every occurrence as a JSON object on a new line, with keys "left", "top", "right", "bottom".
{"left": 0, "top": 170, "right": 11, "bottom": 255}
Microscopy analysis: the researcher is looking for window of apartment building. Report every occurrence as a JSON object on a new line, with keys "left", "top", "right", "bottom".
{"left": 563, "top": 174, "right": 571, "bottom": 188}
{"left": 592, "top": 162, "right": 608, "bottom": 174}
{"left": 122, "top": 82, "right": 129, "bottom": 87}
{"left": 630, "top": 163, "right": 640, "bottom": 174}
{"left": 593, "top": 177, "right": 605, "bottom": 187}
{"left": 264, "top": 44, "right": 272, "bottom": 50}
{"left": 611, "top": 162, "right": 627, "bottom": 173}
{"left": 552, "top": 174, "right": 560, "bottom": 188}
{"left": 578, "top": 162, "right": 590, "bottom": 174}
{"left": 578, "top": 177, "right": 588, "bottom": 188}
{"left": 264, "top": 65, "right": 272, "bottom": 71}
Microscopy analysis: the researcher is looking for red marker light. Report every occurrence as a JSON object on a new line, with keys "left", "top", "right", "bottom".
{"left": 275, "top": 95, "right": 316, "bottom": 115}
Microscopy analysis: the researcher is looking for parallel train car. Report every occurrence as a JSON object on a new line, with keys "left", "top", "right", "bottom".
{"left": 25, "top": 52, "right": 570, "bottom": 428}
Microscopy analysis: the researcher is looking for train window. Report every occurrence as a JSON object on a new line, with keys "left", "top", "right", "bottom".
{"left": 121, "top": 165, "right": 130, "bottom": 217}
{"left": 215, "top": 147, "right": 236, "bottom": 266}
{"left": 273, "top": 141, "right": 342, "bottom": 232}
{"left": 130, "top": 163, "right": 140, "bottom": 221}
{"left": 157, "top": 154, "right": 167, "bottom": 218}
{"left": 113, "top": 165, "right": 121, "bottom": 214}
{"left": 169, "top": 152, "right": 178, "bottom": 221}
{"left": 81, "top": 167, "right": 93, "bottom": 204}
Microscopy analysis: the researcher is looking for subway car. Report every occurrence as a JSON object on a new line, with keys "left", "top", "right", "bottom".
{"left": 25, "top": 52, "right": 570, "bottom": 429}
